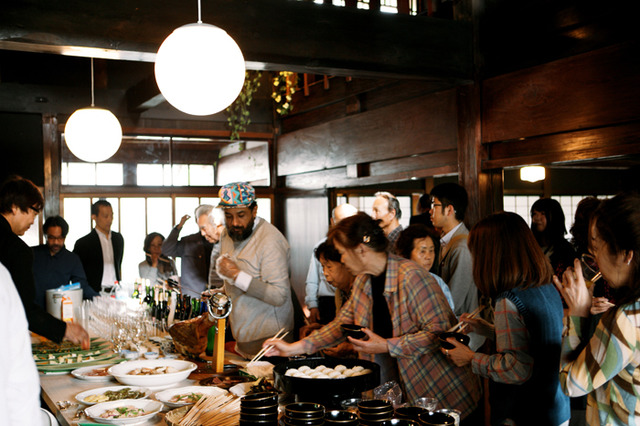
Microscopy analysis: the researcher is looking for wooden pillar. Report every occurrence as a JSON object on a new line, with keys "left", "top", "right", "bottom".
{"left": 42, "top": 114, "right": 61, "bottom": 219}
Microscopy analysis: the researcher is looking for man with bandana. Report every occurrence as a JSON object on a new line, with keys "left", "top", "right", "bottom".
{"left": 214, "top": 182, "right": 294, "bottom": 358}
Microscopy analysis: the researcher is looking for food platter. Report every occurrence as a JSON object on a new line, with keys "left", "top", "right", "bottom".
{"left": 155, "top": 385, "right": 227, "bottom": 408}
{"left": 71, "top": 364, "right": 116, "bottom": 382}
{"left": 32, "top": 338, "right": 124, "bottom": 373}
{"left": 108, "top": 359, "right": 197, "bottom": 388}
{"left": 75, "top": 386, "right": 151, "bottom": 405}
{"left": 84, "top": 399, "right": 163, "bottom": 425}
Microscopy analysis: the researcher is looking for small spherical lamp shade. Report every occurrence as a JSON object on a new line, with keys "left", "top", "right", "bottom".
{"left": 64, "top": 107, "right": 123, "bottom": 163}
{"left": 155, "top": 23, "right": 246, "bottom": 116}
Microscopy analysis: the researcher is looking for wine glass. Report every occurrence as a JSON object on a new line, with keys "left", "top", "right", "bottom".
{"left": 412, "top": 396, "right": 438, "bottom": 412}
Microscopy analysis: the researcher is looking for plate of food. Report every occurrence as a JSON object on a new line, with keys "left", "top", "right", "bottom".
{"left": 84, "top": 399, "right": 163, "bottom": 425}
{"left": 76, "top": 386, "right": 151, "bottom": 405}
{"left": 155, "top": 385, "right": 227, "bottom": 408}
{"left": 36, "top": 352, "right": 123, "bottom": 373}
{"left": 108, "top": 359, "right": 197, "bottom": 388}
{"left": 72, "top": 364, "right": 116, "bottom": 382}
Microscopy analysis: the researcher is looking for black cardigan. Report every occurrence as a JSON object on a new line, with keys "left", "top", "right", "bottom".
{"left": 0, "top": 215, "right": 66, "bottom": 342}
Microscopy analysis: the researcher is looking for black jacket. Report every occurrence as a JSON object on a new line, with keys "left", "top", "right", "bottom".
{"left": 73, "top": 228, "right": 124, "bottom": 292}
{"left": 0, "top": 215, "right": 66, "bottom": 342}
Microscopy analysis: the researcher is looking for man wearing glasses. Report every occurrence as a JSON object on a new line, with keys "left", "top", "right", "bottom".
{"left": 32, "top": 216, "right": 98, "bottom": 310}
{"left": 0, "top": 176, "right": 90, "bottom": 348}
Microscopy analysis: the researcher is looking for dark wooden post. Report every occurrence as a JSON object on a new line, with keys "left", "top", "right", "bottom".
{"left": 42, "top": 114, "right": 61, "bottom": 219}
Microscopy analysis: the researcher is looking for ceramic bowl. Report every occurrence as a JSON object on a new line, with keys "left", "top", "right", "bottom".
{"left": 340, "top": 324, "right": 366, "bottom": 339}
{"left": 438, "top": 331, "right": 470, "bottom": 350}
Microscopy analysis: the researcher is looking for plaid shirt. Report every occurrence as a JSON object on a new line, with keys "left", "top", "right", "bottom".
{"left": 560, "top": 300, "right": 640, "bottom": 426}
{"left": 304, "top": 255, "right": 481, "bottom": 418}
{"left": 471, "top": 298, "right": 534, "bottom": 383}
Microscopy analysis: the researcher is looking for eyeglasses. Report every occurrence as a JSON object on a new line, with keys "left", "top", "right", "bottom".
{"left": 430, "top": 202, "right": 443, "bottom": 209}
{"left": 45, "top": 235, "right": 65, "bottom": 242}
{"left": 28, "top": 206, "right": 42, "bottom": 215}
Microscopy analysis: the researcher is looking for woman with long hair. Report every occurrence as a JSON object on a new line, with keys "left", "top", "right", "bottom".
{"left": 139, "top": 232, "right": 177, "bottom": 283}
{"left": 444, "top": 212, "right": 569, "bottom": 426}
{"left": 531, "top": 198, "right": 577, "bottom": 278}
{"left": 264, "top": 212, "right": 481, "bottom": 419}
{"left": 554, "top": 192, "right": 640, "bottom": 425}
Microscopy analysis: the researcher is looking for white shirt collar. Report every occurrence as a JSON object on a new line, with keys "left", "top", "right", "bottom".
{"left": 441, "top": 222, "right": 463, "bottom": 247}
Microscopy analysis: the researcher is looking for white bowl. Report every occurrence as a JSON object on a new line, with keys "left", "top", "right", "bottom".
{"left": 108, "top": 359, "right": 197, "bottom": 388}
{"left": 85, "top": 399, "right": 163, "bottom": 425}
{"left": 75, "top": 385, "right": 151, "bottom": 405}
{"left": 71, "top": 364, "right": 115, "bottom": 382}
{"left": 155, "top": 385, "right": 227, "bottom": 408}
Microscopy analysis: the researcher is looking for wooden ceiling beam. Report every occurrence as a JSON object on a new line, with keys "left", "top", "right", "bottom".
{"left": 0, "top": 0, "right": 473, "bottom": 81}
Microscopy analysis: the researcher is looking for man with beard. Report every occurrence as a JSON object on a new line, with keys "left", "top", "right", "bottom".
{"left": 214, "top": 182, "right": 294, "bottom": 359}
{"left": 32, "top": 216, "right": 98, "bottom": 309}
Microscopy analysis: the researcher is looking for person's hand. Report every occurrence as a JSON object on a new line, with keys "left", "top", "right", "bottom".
{"left": 262, "top": 339, "right": 304, "bottom": 358}
{"left": 347, "top": 328, "right": 388, "bottom": 354}
{"left": 591, "top": 297, "right": 615, "bottom": 315}
{"left": 441, "top": 338, "right": 474, "bottom": 367}
{"left": 553, "top": 258, "right": 591, "bottom": 318}
{"left": 299, "top": 323, "right": 322, "bottom": 339}
{"left": 218, "top": 257, "right": 241, "bottom": 281}
{"left": 458, "top": 313, "right": 494, "bottom": 338}
{"left": 178, "top": 214, "right": 190, "bottom": 228}
{"left": 64, "top": 323, "right": 90, "bottom": 350}
{"left": 307, "top": 308, "right": 321, "bottom": 324}
{"left": 323, "top": 341, "right": 357, "bottom": 358}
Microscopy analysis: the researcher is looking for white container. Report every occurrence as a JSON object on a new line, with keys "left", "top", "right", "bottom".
{"left": 46, "top": 287, "right": 83, "bottom": 321}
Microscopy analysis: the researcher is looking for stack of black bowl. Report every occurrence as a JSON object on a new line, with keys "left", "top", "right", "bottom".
{"left": 324, "top": 409, "right": 359, "bottom": 426}
{"left": 239, "top": 391, "right": 279, "bottom": 426}
{"left": 394, "top": 406, "right": 428, "bottom": 422}
{"left": 284, "top": 402, "right": 326, "bottom": 425}
{"left": 357, "top": 399, "right": 394, "bottom": 425}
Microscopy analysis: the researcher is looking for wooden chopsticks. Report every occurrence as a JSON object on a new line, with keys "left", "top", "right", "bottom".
{"left": 447, "top": 305, "right": 485, "bottom": 333}
{"left": 248, "top": 328, "right": 289, "bottom": 365}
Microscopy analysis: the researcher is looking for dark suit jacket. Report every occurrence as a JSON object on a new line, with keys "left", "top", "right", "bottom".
{"left": 73, "top": 229, "right": 124, "bottom": 292}
{"left": 0, "top": 215, "right": 67, "bottom": 342}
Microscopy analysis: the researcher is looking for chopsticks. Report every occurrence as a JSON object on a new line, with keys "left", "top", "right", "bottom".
{"left": 248, "top": 328, "right": 289, "bottom": 365}
{"left": 447, "top": 305, "right": 485, "bottom": 333}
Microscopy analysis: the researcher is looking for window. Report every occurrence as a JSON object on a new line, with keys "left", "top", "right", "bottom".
{"left": 61, "top": 195, "right": 272, "bottom": 285}
{"left": 62, "top": 163, "right": 124, "bottom": 186}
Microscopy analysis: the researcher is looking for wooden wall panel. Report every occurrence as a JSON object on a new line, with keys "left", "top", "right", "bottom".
{"left": 277, "top": 89, "right": 458, "bottom": 177}
{"left": 482, "top": 43, "right": 640, "bottom": 143}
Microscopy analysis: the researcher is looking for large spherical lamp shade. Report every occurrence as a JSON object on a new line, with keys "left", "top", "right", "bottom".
{"left": 155, "top": 23, "right": 246, "bottom": 116}
{"left": 64, "top": 107, "right": 123, "bottom": 163}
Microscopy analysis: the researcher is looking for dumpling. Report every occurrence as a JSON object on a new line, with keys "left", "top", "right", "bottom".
{"left": 285, "top": 368, "right": 299, "bottom": 376}
{"left": 342, "top": 369, "right": 354, "bottom": 377}
{"left": 352, "top": 366, "right": 364, "bottom": 372}
{"left": 334, "top": 365, "right": 347, "bottom": 372}
{"left": 298, "top": 366, "right": 312, "bottom": 373}
{"left": 327, "top": 371, "right": 342, "bottom": 379}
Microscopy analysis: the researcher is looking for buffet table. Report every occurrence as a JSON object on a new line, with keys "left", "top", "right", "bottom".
{"left": 40, "top": 373, "right": 197, "bottom": 426}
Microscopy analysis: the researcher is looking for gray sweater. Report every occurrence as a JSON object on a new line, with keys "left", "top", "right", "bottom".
{"left": 219, "top": 218, "right": 294, "bottom": 357}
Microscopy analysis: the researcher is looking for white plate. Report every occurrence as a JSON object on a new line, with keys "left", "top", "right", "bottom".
{"left": 108, "top": 359, "right": 197, "bottom": 388}
{"left": 155, "top": 385, "right": 227, "bottom": 408}
{"left": 71, "top": 364, "right": 115, "bottom": 382}
{"left": 75, "top": 385, "right": 151, "bottom": 405}
{"left": 85, "top": 399, "right": 163, "bottom": 425}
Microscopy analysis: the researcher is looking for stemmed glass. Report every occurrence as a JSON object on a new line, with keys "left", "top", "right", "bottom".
{"left": 580, "top": 253, "right": 602, "bottom": 285}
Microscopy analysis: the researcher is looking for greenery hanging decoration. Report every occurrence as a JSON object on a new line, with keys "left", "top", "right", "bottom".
{"left": 272, "top": 71, "right": 298, "bottom": 116}
{"left": 226, "top": 71, "right": 262, "bottom": 140}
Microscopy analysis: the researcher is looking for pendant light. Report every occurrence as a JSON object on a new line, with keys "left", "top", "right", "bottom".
{"left": 520, "top": 166, "right": 546, "bottom": 183}
{"left": 154, "top": 0, "right": 246, "bottom": 116}
{"left": 64, "top": 58, "right": 123, "bottom": 163}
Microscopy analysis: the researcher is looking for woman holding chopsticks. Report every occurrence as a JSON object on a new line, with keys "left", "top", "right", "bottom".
{"left": 443, "top": 212, "right": 570, "bottom": 426}
{"left": 264, "top": 212, "right": 482, "bottom": 420}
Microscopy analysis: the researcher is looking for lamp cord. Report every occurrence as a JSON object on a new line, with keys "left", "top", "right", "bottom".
{"left": 197, "top": 0, "right": 202, "bottom": 23}
{"left": 90, "top": 57, "right": 95, "bottom": 107}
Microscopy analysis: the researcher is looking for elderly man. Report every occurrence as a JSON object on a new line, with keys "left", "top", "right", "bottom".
{"left": 32, "top": 216, "right": 98, "bottom": 309}
{"left": 162, "top": 204, "right": 217, "bottom": 298}
{"left": 215, "top": 182, "right": 294, "bottom": 358}
{"left": 73, "top": 199, "right": 124, "bottom": 292}
{"left": 0, "top": 176, "right": 89, "bottom": 348}
{"left": 304, "top": 203, "right": 357, "bottom": 324}
{"left": 371, "top": 191, "right": 403, "bottom": 252}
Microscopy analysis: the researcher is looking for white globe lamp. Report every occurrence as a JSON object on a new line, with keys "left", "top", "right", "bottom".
{"left": 64, "top": 107, "right": 123, "bottom": 163}
{"left": 155, "top": 22, "right": 246, "bottom": 116}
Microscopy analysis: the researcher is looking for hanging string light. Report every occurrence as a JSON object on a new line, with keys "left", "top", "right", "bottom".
{"left": 64, "top": 58, "right": 122, "bottom": 163}
{"left": 154, "top": 0, "right": 246, "bottom": 116}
